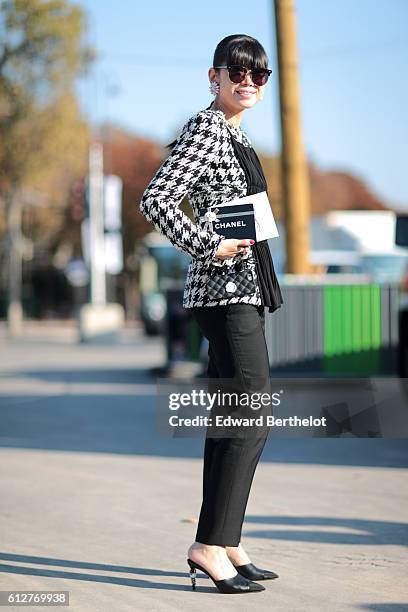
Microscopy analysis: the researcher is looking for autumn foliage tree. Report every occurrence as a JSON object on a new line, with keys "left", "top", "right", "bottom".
{"left": 0, "top": 0, "right": 92, "bottom": 326}
{"left": 0, "top": 0, "right": 91, "bottom": 204}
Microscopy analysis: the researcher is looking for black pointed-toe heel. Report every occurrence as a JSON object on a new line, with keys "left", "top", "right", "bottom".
{"left": 233, "top": 562, "right": 279, "bottom": 581}
{"left": 187, "top": 558, "right": 265, "bottom": 594}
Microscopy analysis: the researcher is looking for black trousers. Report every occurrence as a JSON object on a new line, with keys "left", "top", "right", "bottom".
{"left": 190, "top": 303, "right": 272, "bottom": 546}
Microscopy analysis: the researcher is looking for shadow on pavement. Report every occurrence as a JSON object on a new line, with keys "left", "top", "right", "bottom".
{"left": 358, "top": 606, "right": 408, "bottom": 611}
{"left": 242, "top": 515, "right": 408, "bottom": 546}
{"left": 0, "top": 553, "right": 216, "bottom": 593}
{"left": 0, "top": 552, "right": 187, "bottom": 578}
{"left": 1, "top": 359, "right": 408, "bottom": 468}
{"left": 1, "top": 367, "right": 152, "bottom": 385}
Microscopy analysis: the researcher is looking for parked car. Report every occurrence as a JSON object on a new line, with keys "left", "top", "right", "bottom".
{"left": 360, "top": 252, "right": 408, "bottom": 284}
{"left": 140, "top": 291, "right": 167, "bottom": 336}
{"left": 310, "top": 249, "right": 365, "bottom": 275}
{"left": 138, "top": 232, "right": 189, "bottom": 335}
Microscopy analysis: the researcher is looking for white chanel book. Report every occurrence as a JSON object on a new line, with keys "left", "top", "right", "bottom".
{"left": 215, "top": 190, "right": 279, "bottom": 241}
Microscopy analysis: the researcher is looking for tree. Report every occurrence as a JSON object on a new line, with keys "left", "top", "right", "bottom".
{"left": 0, "top": 0, "right": 92, "bottom": 331}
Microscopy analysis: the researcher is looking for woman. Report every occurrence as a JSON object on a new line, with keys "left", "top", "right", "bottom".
{"left": 139, "top": 34, "right": 283, "bottom": 594}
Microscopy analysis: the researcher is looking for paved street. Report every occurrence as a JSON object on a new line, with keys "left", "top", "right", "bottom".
{"left": 0, "top": 322, "right": 407, "bottom": 612}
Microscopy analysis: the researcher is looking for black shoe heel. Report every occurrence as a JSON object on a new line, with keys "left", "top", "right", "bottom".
{"left": 187, "top": 558, "right": 265, "bottom": 594}
{"left": 234, "top": 562, "right": 279, "bottom": 581}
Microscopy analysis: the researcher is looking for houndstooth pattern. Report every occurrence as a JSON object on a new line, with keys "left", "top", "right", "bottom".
{"left": 139, "top": 106, "right": 262, "bottom": 309}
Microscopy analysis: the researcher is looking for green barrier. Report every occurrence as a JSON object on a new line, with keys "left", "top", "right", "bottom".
{"left": 323, "top": 284, "right": 381, "bottom": 374}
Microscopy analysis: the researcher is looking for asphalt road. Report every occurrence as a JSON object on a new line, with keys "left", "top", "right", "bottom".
{"left": 0, "top": 322, "right": 407, "bottom": 611}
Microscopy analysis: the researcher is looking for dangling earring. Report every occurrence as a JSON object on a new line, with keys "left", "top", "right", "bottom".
{"left": 209, "top": 80, "right": 220, "bottom": 96}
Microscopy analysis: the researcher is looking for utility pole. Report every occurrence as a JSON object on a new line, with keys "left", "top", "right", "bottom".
{"left": 7, "top": 194, "right": 24, "bottom": 337}
{"left": 274, "top": 0, "right": 311, "bottom": 273}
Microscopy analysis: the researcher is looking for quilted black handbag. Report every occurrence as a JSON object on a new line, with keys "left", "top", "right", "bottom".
{"left": 207, "top": 258, "right": 257, "bottom": 300}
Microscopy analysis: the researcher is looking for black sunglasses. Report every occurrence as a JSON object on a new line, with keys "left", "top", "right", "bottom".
{"left": 214, "top": 64, "right": 272, "bottom": 86}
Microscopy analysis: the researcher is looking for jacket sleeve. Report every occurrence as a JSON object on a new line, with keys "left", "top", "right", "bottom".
{"left": 139, "top": 110, "right": 225, "bottom": 266}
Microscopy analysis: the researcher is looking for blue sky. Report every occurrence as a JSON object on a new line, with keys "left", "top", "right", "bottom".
{"left": 77, "top": 0, "right": 408, "bottom": 211}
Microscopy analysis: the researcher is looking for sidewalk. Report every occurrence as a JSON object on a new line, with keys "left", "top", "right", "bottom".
{"left": 0, "top": 322, "right": 407, "bottom": 611}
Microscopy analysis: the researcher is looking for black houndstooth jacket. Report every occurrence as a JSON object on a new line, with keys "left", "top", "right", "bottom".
{"left": 139, "top": 106, "right": 263, "bottom": 309}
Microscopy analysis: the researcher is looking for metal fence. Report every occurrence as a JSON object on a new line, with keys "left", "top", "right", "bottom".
{"left": 166, "top": 277, "right": 401, "bottom": 375}
{"left": 264, "top": 278, "right": 400, "bottom": 374}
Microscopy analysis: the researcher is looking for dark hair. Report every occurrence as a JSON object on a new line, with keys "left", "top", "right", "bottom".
{"left": 166, "top": 34, "right": 268, "bottom": 150}
{"left": 212, "top": 33, "right": 269, "bottom": 71}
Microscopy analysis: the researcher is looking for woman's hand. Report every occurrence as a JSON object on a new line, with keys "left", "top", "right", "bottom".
{"left": 214, "top": 238, "right": 255, "bottom": 261}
